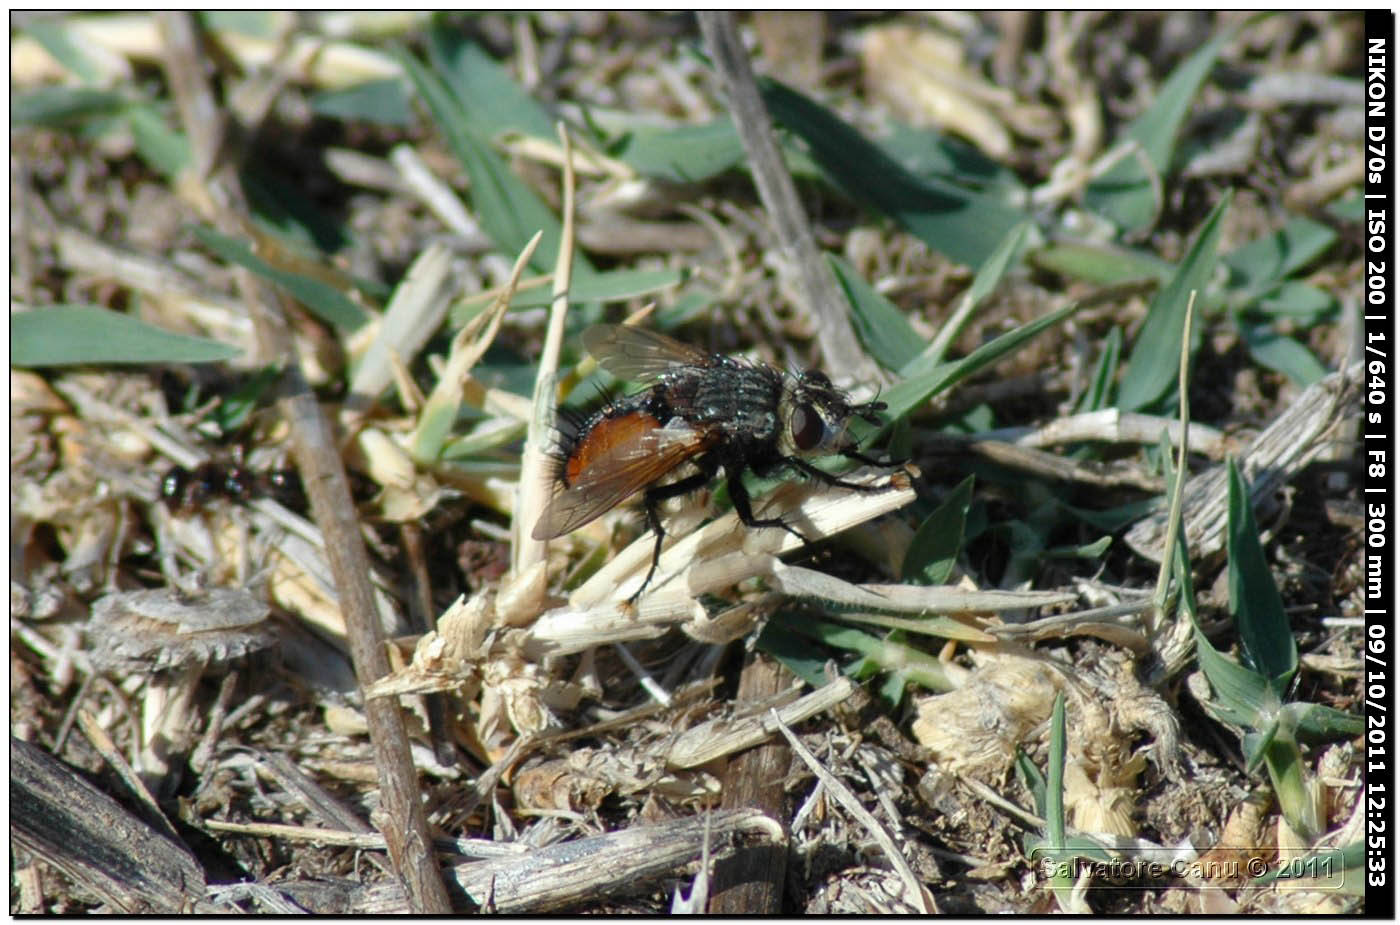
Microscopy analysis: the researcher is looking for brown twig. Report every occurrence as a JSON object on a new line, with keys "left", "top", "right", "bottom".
{"left": 154, "top": 12, "right": 451, "bottom": 913}
{"left": 401, "top": 523, "right": 458, "bottom": 767}
{"left": 707, "top": 655, "right": 790, "bottom": 913}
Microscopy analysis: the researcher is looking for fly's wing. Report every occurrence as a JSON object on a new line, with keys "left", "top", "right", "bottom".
{"left": 531, "top": 422, "right": 715, "bottom": 540}
{"left": 581, "top": 324, "right": 712, "bottom": 382}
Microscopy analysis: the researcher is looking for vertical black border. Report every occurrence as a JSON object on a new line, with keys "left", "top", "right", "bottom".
{"left": 1365, "top": 8, "right": 1396, "bottom": 921}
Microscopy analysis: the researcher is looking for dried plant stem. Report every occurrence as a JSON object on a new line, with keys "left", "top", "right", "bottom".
{"left": 155, "top": 12, "right": 450, "bottom": 913}
{"left": 773, "top": 710, "right": 933, "bottom": 913}
{"left": 696, "top": 11, "right": 876, "bottom": 382}
{"left": 515, "top": 122, "right": 579, "bottom": 583}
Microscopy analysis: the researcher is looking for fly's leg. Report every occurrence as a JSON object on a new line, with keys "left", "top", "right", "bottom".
{"left": 726, "top": 470, "right": 809, "bottom": 545}
{"left": 630, "top": 470, "right": 712, "bottom": 602}
{"left": 841, "top": 446, "right": 907, "bottom": 468}
{"left": 784, "top": 455, "right": 891, "bottom": 492}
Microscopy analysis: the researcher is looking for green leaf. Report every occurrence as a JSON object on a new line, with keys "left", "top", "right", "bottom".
{"left": 310, "top": 78, "right": 412, "bottom": 127}
{"left": 880, "top": 120, "right": 1026, "bottom": 197}
{"left": 1241, "top": 326, "right": 1328, "bottom": 387}
{"left": 439, "top": 418, "right": 527, "bottom": 460}
{"left": 1030, "top": 241, "right": 1175, "bottom": 285}
{"left": 902, "top": 475, "right": 974, "bottom": 584}
{"left": 768, "top": 612, "right": 955, "bottom": 691}
{"left": 1084, "top": 30, "right": 1231, "bottom": 231}
{"left": 757, "top": 612, "right": 852, "bottom": 687}
{"left": 876, "top": 669, "right": 910, "bottom": 709}
{"left": 759, "top": 79, "right": 1029, "bottom": 268}
{"left": 828, "top": 254, "right": 924, "bottom": 372}
{"left": 1327, "top": 193, "right": 1363, "bottom": 223}
{"left": 199, "top": 11, "right": 285, "bottom": 37}
{"left": 11, "top": 86, "right": 129, "bottom": 126}
{"left": 1250, "top": 281, "right": 1338, "bottom": 321}
{"left": 1045, "top": 535, "right": 1112, "bottom": 559}
{"left": 879, "top": 299, "right": 1082, "bottom": 425}
{"left": 1193, "top": 627, "right": 1278, "bottom": 729}
{"left": 1259, "top": 726, "right": 1320, "bottom": 839}
{"left": 192, "top": 225, "right": 369, "bottom": 331}
{"left": 427, "top": 30, "right": 558, "bottom": 142}
{"left": 1253, "top": 842, "right": 1358, "bottom": 889}
{"left": 1291, "top": 701, "right": 1364, "bottom": 739}
{"left": 1076, "top": 326, "right": 1122, "bottom": 413}
{"left": 210, "top": 365, "right": 283, "bottom": 433}
{"left": 655, "top": 288, "right": 718, "bottom": 329}
{"left": 1117, "top": 191, "right": 1231, "bottom": 412}
{"left": 23, "top": 21, "right": 107, "bottom": 84}
{"left": 902, "top": 221, "right": 1031, "bottom": 377}
{"left": 12, "top": 305, "right": 239, "bottom": 366}
{"left": 123, "top": 104, "right": 190, "bottom": 179}
{"left": 496, "top": 268, "right": 685, "bottom": 318}
{"left": 1223, "top": 217, "right": 1337, "bottom": 295}
{"left": 1043, "top": 693, "right": 1070, "bottom": 901}
{"left": 398, "top": 41, "right": 594, "bottom": 282}
{"left": 1014, "top": 748, "right": 1048, "bottom": 815}
{"left": 1052, "top": 496, "right": 1159, "bottom": 533}
{"left": 611, "top": 118, "right": 747, "bottom": 184}
{"left": 1164, "top": 443, "right": 1198, "bottom": 623}
{"left": 1226, "top": 458, "right": 1298, "bottom": 687}
{"left": 1000, "top": 519, "right": 1048, "bottom": 587}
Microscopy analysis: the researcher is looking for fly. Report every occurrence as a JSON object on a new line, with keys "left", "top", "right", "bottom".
{"left": 533, "top": 324, "right": 900, "bottom": 599}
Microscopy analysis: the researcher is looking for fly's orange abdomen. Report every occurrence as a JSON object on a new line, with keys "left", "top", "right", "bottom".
{"left": 564, "top": 411, "right": 661, "bottom": 485}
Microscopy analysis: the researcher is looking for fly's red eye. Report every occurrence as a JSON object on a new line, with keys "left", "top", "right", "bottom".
{"left": 791, "top": 403, "right": 825, "bottom": 451}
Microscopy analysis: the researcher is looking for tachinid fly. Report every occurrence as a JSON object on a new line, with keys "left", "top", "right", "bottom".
{"left": 533, "top": 324, "right": 899, "bottom": 599}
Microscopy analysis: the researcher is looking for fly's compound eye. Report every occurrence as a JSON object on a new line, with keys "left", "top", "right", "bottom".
{"left": 791, "top": 402, "right": 826, "bottom": 451}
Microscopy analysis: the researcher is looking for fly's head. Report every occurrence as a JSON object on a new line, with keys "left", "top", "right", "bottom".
{"left": 777, "top": 369, "right": 887, "bottom": 459}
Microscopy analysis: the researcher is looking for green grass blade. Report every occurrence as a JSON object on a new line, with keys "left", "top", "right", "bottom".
{"left": 426, "top": 29, "right": 559, "bottom": 142}
{"left": 759, "top": 79, "right": 1029, "bottom": 267}
{"left": 1226, "top": 458, "right": 1298, "bottom": 687}
{"left": 1194, "top": 631, "right": 1276, "bottom": 729}
{"left": 1241, "top": 326, "right": 1328, "bottom": 387}
{"left": 24, "top": 20, "right": 107, "bottom": 84}
{"left": 11, "top": 86, "right": 129, "bottom": 126}
{"left": 610, "top": 117, "right": 748, "bottom": 183}
{"left": 397, "top": 42, "right": 593, "bottom": 282}
{"left": 1222, "top": 216, "right": 1337, "bottom": 296}
{"left": 12, "top": 305, "right": 239, "bottom": 366}
{"left": 879, "top": 299, "right": 1081, "bottom": 424}
{"left": 1076, "top": 326, "right": 1122, "bottom": 413}
{"left": 1117, "top": 191, "right": 1231, "bottom": 412}
{"left": 1084, "top": 30, "right": 1232, "bottom": 231}
{"left": 1292, "top": 701, "right": 1364, "bottom": 739}
{"left": 123, "top": 104, "right": 191, "bottom": 179}
{"left": 310, "top": 78, "right": 413, "bottom": 127}
{"left": 1030, "top": 241, "right": 1175, "bottom": 285}
{"left": 495, "top": 268, "right": 684, "bottom": 317}
{"left": 880, "top": 120, "right": 1026, "bottom": 197}
{"left": 1251, "top": 281, "right": 1338, "bottom": 321}
{"left": 902, "top": 475, "right": 974, "bottom": 585}
{"left": 828, "top": 254, "right": 923, "bottom": 372}
{"left": 903, "top": 221, "right": 1031, "bottom": 377}
{"left": 192, "top": 226, "right": 369, "bottom": 331}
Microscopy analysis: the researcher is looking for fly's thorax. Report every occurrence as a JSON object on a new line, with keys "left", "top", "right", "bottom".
{"left": 659, "top": 360, "right": 784, "bottom": 442}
